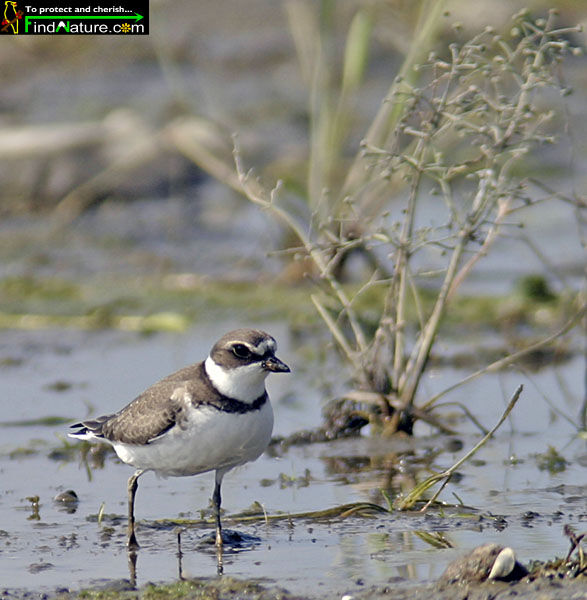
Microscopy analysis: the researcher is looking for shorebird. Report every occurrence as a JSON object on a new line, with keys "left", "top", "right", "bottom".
{"left": 69, "top": 328, "right": 289, "bottom": 564}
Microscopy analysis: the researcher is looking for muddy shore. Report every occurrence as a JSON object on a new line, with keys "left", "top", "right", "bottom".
{"left": 2, "top": 572, "right": 586, "bottom": 600}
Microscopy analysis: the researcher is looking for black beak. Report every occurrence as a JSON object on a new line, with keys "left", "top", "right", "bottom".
{"left": 262, "top": 355, "right": 290, "bottom": 373}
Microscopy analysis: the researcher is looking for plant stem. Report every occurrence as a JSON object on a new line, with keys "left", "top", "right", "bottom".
{"left": 234, "top": 141, "right": 368, "bottom": 361}
{"left": 421, "top": 306, "right": 587, "bottom": 410}
{"left": 396, "top": 384, "right": 523, "bottom": 510}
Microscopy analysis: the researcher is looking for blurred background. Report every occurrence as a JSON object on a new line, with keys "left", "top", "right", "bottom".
{"left": 0, "top": 0, "right": 585, "bottom": 311}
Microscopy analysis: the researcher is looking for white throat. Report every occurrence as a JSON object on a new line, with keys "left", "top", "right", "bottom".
{"left": 204, "top": 356, "right": 268, "bottom": 403}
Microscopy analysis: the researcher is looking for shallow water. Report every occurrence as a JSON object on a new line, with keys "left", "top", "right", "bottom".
{"left": 0, "top": 2, "right": 585, "bottom": 595}
{"left": 0, "top": 324, "right": 584, "bottom": 596}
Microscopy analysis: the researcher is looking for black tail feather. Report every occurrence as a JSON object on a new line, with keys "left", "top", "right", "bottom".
{"left": 69, "top": 414, "right": 113, "bottom": 438}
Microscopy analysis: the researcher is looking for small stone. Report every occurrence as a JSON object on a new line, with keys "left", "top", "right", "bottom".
{"left": 53, "top": 490, "right": 79, "bottom": 504}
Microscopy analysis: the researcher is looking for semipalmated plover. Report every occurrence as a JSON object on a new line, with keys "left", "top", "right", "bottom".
{"left": 69, "top": 328, "right": 289, "bottom": 561}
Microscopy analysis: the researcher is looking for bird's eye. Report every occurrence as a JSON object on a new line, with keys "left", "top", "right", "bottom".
{"left": 232, "top": 344, "right": 251, "bottom": 359}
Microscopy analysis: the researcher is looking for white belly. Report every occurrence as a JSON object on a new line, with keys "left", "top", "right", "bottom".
{"left": 112, "top": 401, "right": 274, "bottom": 477}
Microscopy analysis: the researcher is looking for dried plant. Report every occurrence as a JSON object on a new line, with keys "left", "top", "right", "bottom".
{"left": 233, "top": 8, "right": 585, "bottom": 435}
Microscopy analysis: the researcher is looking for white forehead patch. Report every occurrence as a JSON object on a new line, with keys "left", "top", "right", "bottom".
{"left": 253, "top": 338, "right": 276, "bottom": 355}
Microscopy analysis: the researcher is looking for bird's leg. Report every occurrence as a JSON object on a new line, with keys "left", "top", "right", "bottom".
{"left": 175, "top": 527, "right": 184, "bottom": 580}
{"left": 213, "top": 478, "right": 223, "bottom": 547}
{"left": 213, "top": 471, "right": 224, "bottom": 575}
{"left": 127, "top": 470, "right": 143, "bottom": 551}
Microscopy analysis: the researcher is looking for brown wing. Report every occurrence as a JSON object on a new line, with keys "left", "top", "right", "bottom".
{"left": 98, "top": 381, "right": 189, "bottom": 445}
{"left": 71, "top": 361, "right": 212, "bottom": 446}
